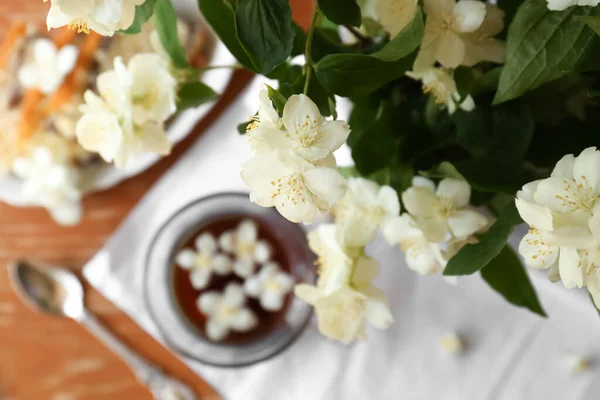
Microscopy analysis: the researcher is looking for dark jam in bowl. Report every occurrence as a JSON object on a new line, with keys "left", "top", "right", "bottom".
{"left": 173, "top": 215, "right": 293, "bottom": 345}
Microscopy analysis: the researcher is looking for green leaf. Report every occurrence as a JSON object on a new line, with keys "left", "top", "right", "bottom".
{"left": 421, "top": 159, "right": 538, "bottom": 194}
{"left": 236, "top": 0, "right": 295, "bottom": 73}
{"left": 154, "top": 0, "right": 188, "bottom": 68}
{"left": 444, "top": 202, "right": 523, "bottom": 276}
{"left": 372, "top": 7, "right": 424, "bottom": 62}
{"left": 176, "top": 81, "right": 218, "bottom": 111}
{"left": 266, "top": 85, "right": 288, "bottom": 115}
{"left": 314, "top": 10, "right": 422, "bottom": 98}
{"left": 291, "top": 22, "right": 306, "bottom": 57}
{"left": 454, "top": 102, "right": 534, "bottom": 163}
{"left": 197, "top": 0, "right": 255, "bottom": 70}
{"left": 347, "top": 97, "right": 381, "bottom": 147}
{"left": 277, "top": 68, "right": 336, "bottom": 117}
{"left": 494, "top": 1, "right": 600, "bottom": 104}
{"left": 589, "top": 88, "right": 600, "bottom": 97}
{"left": 351, "top": 101, "right": 397, "bottom": 175}
{"left": 315, "top": 51, "right": 417, "bottom": 97}
{"left": 481, "top": 246, "right": 546, "bottom": 317}
{"left": 577, "top": 15, "right": 600, "bottom": 36}
{"left": 453, "top": 66, "right": 476, "bottom": 102}
{"left": 419, "top": 161, "right": 464, "bottom": 181}
{"left": 120, "top": 0, "right": 156, "bottom": 34}
{"left": 318, "top": 0, "right": 361, "bottom": 26}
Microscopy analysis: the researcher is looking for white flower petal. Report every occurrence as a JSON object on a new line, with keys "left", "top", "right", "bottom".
{"left": 405, "top": 242, "right": 444, "bottom": 275}
{"left": 190, "top": 269, "right": 211, "bottom": 290}
{"left": 518, "top": 230, "right": 558, "bottom": 270}
{"left": 249, "top": 126, "right": 294, "bottom": 153}
{"left": 258, "top": 88, "right": 279, "bottom": 123}
{"left": 197, "top": 292, "right": 221, "bottom": 315}
{"left": 381, "top": 214, "right": 425, "bottom": 244}
{"left": 559, "top": 247, "right": 584, "bottom": 289}
{"left": 294, "top": 284, "right": 321, "bottom": 305}
{"left": 219, "top": 231, "right": 235, "bottom": 253}
{"left": 447, "top": 209, "right": 488, "bottom": 239}
{"left": 352, "top": 257, "right": 380, "bottom": 287}
{"left": 234, "top": 259, "right": 256, "bottom": 278}
{"left": 573, "top": 147, "right": 600, "bottom": 193}
{"left": 223, "top": 283, "right": 246, "bottom": 307}
{"left": 261, "top": 292, "right": 285, "bottom": 311}
{"left": 229, "top": 308, "right": 258, "bottom": 332}
{"left": 515, "top": 198, "right": 553, "bottom": 231}
{"left": 417, "top": 216, "right": 449, "bottom": 243}
{"left": 195, "top": 233, "right": 217, "bottom": 255}
{"left": 238, "top": 219, "right": 258, "bottom": 244}
{"left": 436, "top": 178, "right": 471, "bottom": 208}
{"left": 378, "top": 185, "right": 400, "bottom": 216}
{"left": 244, "top": 276, "right": 263, "bottom": 297}
{"left": 402, "top": 186, "right": 438, "bottom": 217}
{"left": 212, "top": 254, "right": 232, "bottom": 275}
{"left": 205, "top": 319, "right": 229, "bottom": 341}
{"left": 364, "top": 298, "right": 394, "bottom": 330}
{"left": 551, "top": 153, "right": 575, "bottom": 178}
{"left": 254, "top": 240, "right": 272, "bottom": 263}
{"left": 282, "top": 94, "right": 322, "bottom": 137}
{"left": 543, "top": 226, "right": 595, "bottom": 248}
{"left": 303, "top": 167, "right": 348, "bottom": 207}
{"left": 412, "top": 176, "right": 436, "bottom": 191}
{"left": 175, "top": 249, "right": 196, "bottom": 270}
{"left": 452, "top": 0, "right": 486, "bottom": 33}
{"left": 313, "top": 120, "right": 351, "bottom": 153}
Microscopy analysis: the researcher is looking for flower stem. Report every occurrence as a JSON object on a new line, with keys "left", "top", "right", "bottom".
{"left": 196, "top": 64, "right": 244, "bottom": 72}
{"left": 303, "top": 5, "right": 320, "bottom": 96}
{"left": 344, "top": 25, "right": 371, "bottom": 47}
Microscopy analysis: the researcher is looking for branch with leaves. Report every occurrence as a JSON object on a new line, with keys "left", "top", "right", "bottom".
{"left": 44, "top": 0, "right": 600, "bottom": 342}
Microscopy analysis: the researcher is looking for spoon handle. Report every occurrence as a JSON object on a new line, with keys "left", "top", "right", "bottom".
{"left": 81, "top": 310, "right": 197, "bottom": 400}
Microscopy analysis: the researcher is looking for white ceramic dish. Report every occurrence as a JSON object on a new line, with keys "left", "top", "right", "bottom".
{"left": 0, "top": 1, "right": 236, "bottom": 207}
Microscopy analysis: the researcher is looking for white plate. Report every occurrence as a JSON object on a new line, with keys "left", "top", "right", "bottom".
{"left": 0, "top": 1, "right": 236, "bottom": 207}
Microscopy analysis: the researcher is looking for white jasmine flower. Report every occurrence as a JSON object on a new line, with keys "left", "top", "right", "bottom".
{"left": 333, "top": 177, "right": 401, "bottom": 246}
{"left": 416, "top": 0, "right": 505, "bottom": 68}
{"left": 244, "top": 262, "right": 295, "bottom": 311}
{"left": 295, "top": 224, "right": 394, "bottom": 344}
{"left": 175, "top": 233, "right": 232, "bottom": 290}
{"left": 546, "top": 0, "right": 599, "bottom": 11}
{"left": 528, "top": 147, "right": 600, "bottom": 236}
{"left": 18, "top": 38, "right": 78, "bottom": 94}
{"left": 76, "top": 56, "right": 173, "bottom": 168}
{"left": 218, "top": 219, "right": 272, "bottom": 278}
{"left": 401, "top": 177, "right": 488, "bottom": 242}
{"left": 564, "top": 353, "right": 590, "bottom": 373}
{"left": 382, "top": 214, "right": 447, "bottom": 274}
{"left": 440, "top": 332, "right": 465, "bottom": 355}
{"left": 372, "top": 0, "right": 419, "bottom": 37}
{"left": 197, "top": 283, "right": 258, "bottom": 342}
{"left": 515, "top": 147, "right": 600, "bottom": 290}
{"left": 248, "top": 91, "right": 350, "bottom": 163}
{"left": 406, "top": 67, "right": 475, "bottom": 114}
{"left": 46, "top": 0, "right": 145, "bottom": 36}
{"left": 12, "top": 147, "right": 82, "bottom": 226}
{"left": 127, "top": 53, "right": 177, "bottom": 125}
{"left": 241, "top": 151, "right": 347, "bottom": 224}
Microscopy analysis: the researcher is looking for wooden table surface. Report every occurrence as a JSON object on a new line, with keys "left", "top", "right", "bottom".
{"left": 0, "top": 2, "right": 310, "bottom": 399}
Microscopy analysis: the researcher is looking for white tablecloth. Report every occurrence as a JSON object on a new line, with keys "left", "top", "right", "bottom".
{"left": 83, "top": 79, "right": 600, "bottom": 400}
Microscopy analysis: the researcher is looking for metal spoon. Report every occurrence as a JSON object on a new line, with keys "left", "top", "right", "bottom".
{"left": 9, "top": 259, "right": 197, "bottom": 400}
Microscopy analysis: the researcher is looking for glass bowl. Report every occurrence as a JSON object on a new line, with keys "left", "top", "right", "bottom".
{"left": 143, "top": 192, "right": 316, "bottom": 367}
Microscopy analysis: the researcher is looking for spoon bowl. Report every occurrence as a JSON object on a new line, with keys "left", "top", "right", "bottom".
{"left": 9, "top": 260, "right": 85, "bottom": 320}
